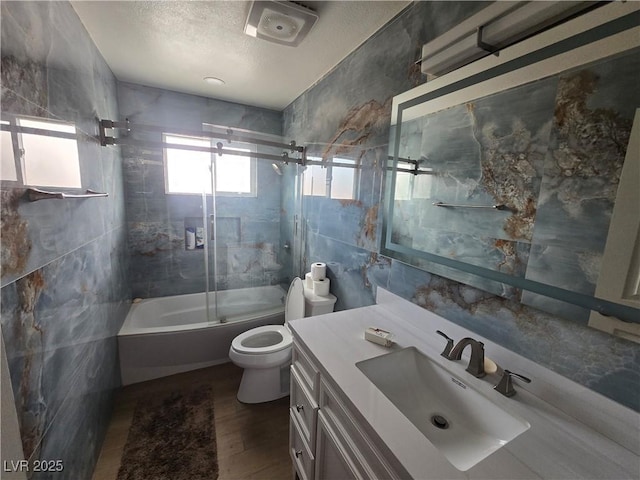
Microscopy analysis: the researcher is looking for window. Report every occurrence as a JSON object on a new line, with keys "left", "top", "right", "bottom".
{"left": 214, "top": 146, "right": 254, "bottom": 195}
{"left": 164, "top": 135, "right": 211, "bottom": 194}
{"left": 329, "top": 158, "right": 356, "bottom": 200}
{"left": 393, "top": 167, "right": 434, "bottom": 201}
{"left": 1, "top": 116, "right": 81, "bottom": 188}
{"left": 1, "top": 120, "right": 17, "bottom": 181}
{"left": 302, "top": 161, "right": 327, "bottom": 197}
{"left": 163, "top": 133, "right": 256, "bottom": 196}
{"left": 393, "top": 171, "right": 413, "bottom": 201}
{"left": 303, "top": 156, "right": 357, "bottom": 200}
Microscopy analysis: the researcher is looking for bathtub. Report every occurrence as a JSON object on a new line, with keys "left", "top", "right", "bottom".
{"left": 118, "top": 285, "right": 286, "bottom": 385}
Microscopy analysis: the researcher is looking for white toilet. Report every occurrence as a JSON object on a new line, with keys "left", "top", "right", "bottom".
{"left": 229, "top": 277, "right": 337, "bottom": 403}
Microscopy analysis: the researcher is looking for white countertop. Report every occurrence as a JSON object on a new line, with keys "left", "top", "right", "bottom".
{"left": 288, "top": 288, "right": 640, "bottom": 479}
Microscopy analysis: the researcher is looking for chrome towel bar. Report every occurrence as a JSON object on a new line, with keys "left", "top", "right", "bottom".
{"left": 433, "top": 201, "right": 515, "bottom": 212}
{"left": 27, "top": 188, "right": 108, "bottom": 202}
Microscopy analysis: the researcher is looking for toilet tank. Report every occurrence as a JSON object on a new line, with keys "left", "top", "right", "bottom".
{"left": 303, "top": 285, "right": 337, "bottom": 317}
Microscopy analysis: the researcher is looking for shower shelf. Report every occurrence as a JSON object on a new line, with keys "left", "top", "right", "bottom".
{"left": 27, "top": 188, "right": 109, "bottom": 202}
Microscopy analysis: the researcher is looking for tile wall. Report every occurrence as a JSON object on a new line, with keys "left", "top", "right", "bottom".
{"left": 1, "top": 6, "right": 638, "bottom": 480}
{"left": 117, "top": 82, "right": 287, "bottom": 298}
{"left": 0, "top": 2, "right": 130, "bottom": 478}
{"left": 283, "top": 1, "right": 640, "bottom": 411}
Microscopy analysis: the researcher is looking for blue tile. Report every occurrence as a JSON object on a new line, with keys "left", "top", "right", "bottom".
{"left": 282, "top": 0, "right": 640, "bottom": 412}
{"left": 1, "top": 2, "right": 130, "bottom": 476}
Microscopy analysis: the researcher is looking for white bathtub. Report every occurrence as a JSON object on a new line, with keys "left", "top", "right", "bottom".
{"left": 118, "top": 285, "right": 286, "bottom": 385}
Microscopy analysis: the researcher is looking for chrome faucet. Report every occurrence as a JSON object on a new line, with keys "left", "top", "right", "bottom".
{"left": 448, "top": 337, "right": 486, "bottom": 378}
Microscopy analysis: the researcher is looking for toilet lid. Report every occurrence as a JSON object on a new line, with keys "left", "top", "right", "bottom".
{"left": 231, "top": 325, "right": 292, "bottom": 354}
{"left": 285, "top": 277, "right": 305, "bottom": 323}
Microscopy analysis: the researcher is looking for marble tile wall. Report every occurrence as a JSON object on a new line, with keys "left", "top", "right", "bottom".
{"left": 391, "top": 50, "right": 640, "bottom": 323}
{"left": 522, "top": 53, "right": 640, "bottom": 319}
{"left": 1, "top": 2, "right": 129, "bottom": 478}
{"left": 283, "top": 1, "right": 640, "bottom": 411}
{"left": 117, "top": 82, "right": 287, "bottom": 298}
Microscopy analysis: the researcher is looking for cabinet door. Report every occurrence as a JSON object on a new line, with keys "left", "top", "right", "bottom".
{"left": 319, "top": 378, "right": 403, "bottom": 479}
{"left": 315, "top": 411, "right": 362, "bottom": 480}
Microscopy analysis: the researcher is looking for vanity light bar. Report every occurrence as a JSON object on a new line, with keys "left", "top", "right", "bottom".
{"left": 418, "top": 1, "right": 597, "bottom": 79}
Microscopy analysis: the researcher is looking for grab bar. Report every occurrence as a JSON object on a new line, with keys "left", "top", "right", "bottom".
{"left": 433, "top": 201, "right": 515, "bottom": 212}
{"left": 27, "top": 188, "right": 108, "bottom": 202}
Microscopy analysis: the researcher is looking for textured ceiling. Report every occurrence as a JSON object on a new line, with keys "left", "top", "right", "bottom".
{"left": 71, "top": 1, "right": 410, "bottom": 111}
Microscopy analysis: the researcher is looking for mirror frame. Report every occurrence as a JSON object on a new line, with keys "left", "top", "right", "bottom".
{"left": 383, "top": 2, "right": 640, "bottom": 323}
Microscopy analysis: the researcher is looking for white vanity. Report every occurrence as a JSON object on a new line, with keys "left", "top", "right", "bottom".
{"left": 288, "top": 288, "right": 639, "bottom": 479}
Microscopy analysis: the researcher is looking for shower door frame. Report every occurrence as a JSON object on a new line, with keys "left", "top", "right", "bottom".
{"left": 100, "top": 118, "right": 307, "bottom": 323}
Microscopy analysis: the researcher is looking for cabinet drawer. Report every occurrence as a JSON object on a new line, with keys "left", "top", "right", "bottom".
{"left": 319, "top": 378, "right": 401, "bottom": 480}
{"left": 291, "top": 366, "right": 319, "bottom": 450}
{"left": 292, "top": 341, "right": 320, "bottom": 397}
{"left": 290, "top": 411, "right": 315, "bottom": 480}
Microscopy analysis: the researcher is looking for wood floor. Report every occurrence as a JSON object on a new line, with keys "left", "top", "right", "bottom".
{"left": 93, "top": 362, "right": 292, "bottom": 480}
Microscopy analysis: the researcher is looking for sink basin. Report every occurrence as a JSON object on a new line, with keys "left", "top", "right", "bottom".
{"left": 356, "top": 346, "right": 530, "bottom": 471}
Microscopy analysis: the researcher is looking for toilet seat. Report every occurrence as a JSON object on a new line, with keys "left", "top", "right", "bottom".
{"left": 231, "top": 325, "right": 292, "bottom": 355}
{"left": 230, "top": 277, "right": 302, "bottom": 355}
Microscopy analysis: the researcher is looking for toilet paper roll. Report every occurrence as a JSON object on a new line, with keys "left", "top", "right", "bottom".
{"left": 313, "top": 277, "right": 330, "bottom": 296}
{"left": 311, "top": 262, "right": 326, "bottom": 281}
{"left": 305, "top": 272, "right": 314, "bottom": 289}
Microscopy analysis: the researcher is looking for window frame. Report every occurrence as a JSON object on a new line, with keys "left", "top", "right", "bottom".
{"left": 1, "top": 115, "right": 82, "bottom": 189}
{"left": 0, "top": 119, "right": 21, "bottom": 185}
{"left": 211, "top": 140, "right": 257, "bottom": 198}
{"left": 162, "top": 132, "right": 257, "bottom": 197}
{"left": 303, "top": 156, "right": 359, "bottom": 200}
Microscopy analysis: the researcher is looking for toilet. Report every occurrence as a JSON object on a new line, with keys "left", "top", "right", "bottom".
{"left": 229, "top": 277, "right": 337, "bottom": 403}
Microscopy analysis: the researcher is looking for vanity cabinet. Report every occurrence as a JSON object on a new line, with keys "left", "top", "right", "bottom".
{"left": 287, "top": 285, "right": 640, "bottom": 480}
{"left": 290, "top": 342, "right": 319, "bottom": 480}
{"left": 290, "top": 340, "right": 404, "bottom": 480}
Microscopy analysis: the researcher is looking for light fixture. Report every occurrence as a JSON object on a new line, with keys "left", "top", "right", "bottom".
{"left": 418, "top": 1, "right": 597, "bottom": 79}
{"left": 244, "top": 1, "right": 318, "bottom": 47}
{"left": 203, "top": 76, "right": 225, "bottom": 86}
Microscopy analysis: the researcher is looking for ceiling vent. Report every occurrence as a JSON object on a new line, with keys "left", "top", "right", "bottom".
{"left": 244, "top": 1, "right": 318, "bottom": 47}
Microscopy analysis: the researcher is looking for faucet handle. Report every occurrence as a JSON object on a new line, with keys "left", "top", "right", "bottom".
{"left": 436, "top": 330, "right": 454, "bottom": 359}
{"left": 494, "top": 370, "right": 531, "bottom": 397}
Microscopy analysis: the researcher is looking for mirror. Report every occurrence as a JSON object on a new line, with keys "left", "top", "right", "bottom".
{"left": 382, "top": 4, "right": 640, "bottom": 335}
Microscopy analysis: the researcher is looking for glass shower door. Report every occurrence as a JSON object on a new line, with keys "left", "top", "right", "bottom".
{"left": 205, "top": 159, "right": 218, "bottom": 323}
{"left": 162, "top": 133, "right": 212, "bottom": 326}
{"left": 206, "top": 127, "right": 295, "bottom": 325}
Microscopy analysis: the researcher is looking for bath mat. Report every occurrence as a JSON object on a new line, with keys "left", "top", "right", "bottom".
{"left": 116, "top": 384, "right": 218, "bottom": 480}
